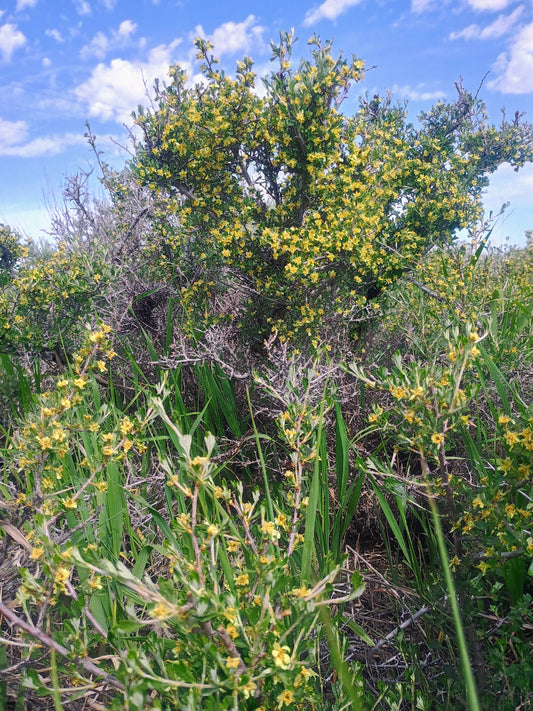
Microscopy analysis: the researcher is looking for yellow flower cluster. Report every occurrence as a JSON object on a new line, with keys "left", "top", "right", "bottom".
{"left": 130, "top": 32, "right": 530, "bottom": 348}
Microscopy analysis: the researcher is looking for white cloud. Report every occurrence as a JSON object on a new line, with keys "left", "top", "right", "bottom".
{"left": 411, "top": 0, "right": 437, "bottom": 12}
{"left": 80, "top": 19, "right": 138, "bottom": 60}
{"left": 75, "top": 0, "right": 91, "bottom": 15}
{"left": 450, "top": 6, "right": 524, "bottom": 40}
{"left": 100, "top": 0, "right": 118, "bottom": 8}
{"left": 488, "top": 21, "right": 533, "bottom": 93}
{"left": 16, "top": 0, "right": 38, "bottom": 10}
{"left": 392, "top": 84, "right": 446, "bottom": 101}
{"left": 485, "top": 161, "right": 533, "bottom": 206}
{"left": 81, "top": 32, "right": 108, "bottom": 59}
{"left": 42, "top": 56, "right": 51, "bottom": 67}
{"left": 45, "top": 28, "right": 65, "bottom": 43}
{"left": 0, "top": 117, "right": 28, "bottom": 147}
{"left": 0, "top": 23, "right": 26, "bottom": 62}
{"left": 0, "top": 118, "right": 85, "bottom": 157}
{"left": 0, "top": 133, "right": 86, "bottom": 158}
{"left": 74, "top": 40, "right": 184, "bottom": 123}
{"left": 193, "top": 15, "right": 265, "bottom": 55}
{"left": 304, "top": 0, "right": 363, "bottom": 26}
{"left": 467, "top": 0, "right": 513, "bottom": 10}
{"left": 117, "top": 19, "right": 136, "bottom": 38}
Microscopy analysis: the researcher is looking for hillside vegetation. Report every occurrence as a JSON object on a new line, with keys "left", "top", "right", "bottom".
{"left": 1, "top": 33, "right": 533, "bottom": 711}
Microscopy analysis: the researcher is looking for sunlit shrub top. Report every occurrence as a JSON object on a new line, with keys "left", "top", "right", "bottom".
{"left": 0, "top": 240, "right": 112, "bottom": 355}
{"left": 132, "top": 31, "right": 533, "bottom": 347}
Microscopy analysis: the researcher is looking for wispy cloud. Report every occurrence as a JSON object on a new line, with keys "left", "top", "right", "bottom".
{"left": 80, "top": 19, "right": 138, "bottom": 60}
{"left": 488, "top": 20, "right": 533, "bottom": 93}
{"left": 74, "top": 40, "right": 184, "bottom": 123}
{"left": 467, "top": 0, "right": 514, "bottom": 10}
{"left": 411, "top": 0, "right": 438, "bottom": 14}
{"left": 0, "top": 23, "right": 26, "bottom": 62}
{"left": 450, "top": 6, "right": 524, "bottom": 40}
{"left": 392, "top": 84, "right": 446, "bottom": 101}
{"left": 16, "top": 0, "right": 39, "bottom": 10}
{"left": 304, "top": 0, "right": 363, "bottom": 26}
{"left": 74, "top": 0, "right": 91, "bottom": 16}
{"left": 0, "top": 134, "right": 86, "bottom": 158}
{"left": 45, "top": 28, "right": 65, "bottom": 43}
{"left": 193, "top": 15, "right": 265, "bottom": 55}
{"left": 0, "top": 117, "right": 85, "bottom": 157}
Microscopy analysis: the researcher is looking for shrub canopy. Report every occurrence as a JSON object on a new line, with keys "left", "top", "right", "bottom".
{"left": 132, "top": 31, "right": 533, "bottom": 346}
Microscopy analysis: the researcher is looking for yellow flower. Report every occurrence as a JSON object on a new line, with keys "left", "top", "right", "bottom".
{"left": 431, "top": 432, "right": 444, "bottom": 445}
{"left": 275, "top": 513, "right": 287, "bottom": 527}
{"left": 54, "top": 566, "right": 70, "bottom": 591}
{"left": 505, "top": 503, "right": 516, "bottom": 518}
{"left": 189, "top": 455, "right": 209, "bottom": 468}
{"left": 206, "top": 523, "right": 219, "bottom": 537}
{"left": 30, "top": 546, "right": 44, "bottom": 560}
{"left": 241, "top": 679, "right": 257, "bottom": 699}
{"left": 151, "top": 601, "right": 173, "bottom": 620}
{"left": 119, "top": 417, "right": 134, "bottom": 435}
{"left": 36, "top": 435, "right": 52, "bottom": 450}
{"left": 224, "top": 607, "right": 238, "bottom": 622}
{"left": 277, "top": 689, "right": 295, "bottom": 707}
{"left": 236, "top": 573, "right": 249, "bottom": 587}
{"left": 477, "top": 560, "right": 489, "bottom": 575}
{"left": 52, "top": 427, "right": 66, "bottom": 442}
{"left": 272, "top": 642, "right": 291, "bottom": 669}
{"left": 226, "top": 624, "right": 238, "bottom": 639}
{"left": 498, "top": 458, "right": 512, "bottom": 472}
{"left": 504, "top": 430, "right": 519, "bottom": 447}
{"left": 63, "top": 496, "right": 77, "bottom": 510}
{"left": 226, "top": 656, "right": 240, "bottom": 669}
{"left": 88, "top": 576, "right": 103, "bottom": 591}
{"left": 261, "top": 520, "right": 280, "bottom": 540}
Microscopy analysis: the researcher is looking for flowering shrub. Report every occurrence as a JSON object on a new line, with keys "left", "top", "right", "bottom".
{"left": 1, "top": 29, "right": 533, "bottom": 711}
{"left": 1, "top": 326, "right": 365, "bottom": 710}
{"left": 0, "top": 239, "right": 112, "bottom": 357}
{"left": 132, "top": 32, "right": 532, "bottom": 347}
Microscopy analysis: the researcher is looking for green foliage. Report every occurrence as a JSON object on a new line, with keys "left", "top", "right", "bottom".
{"left": 0, "top": 240, "right": 112, "bottom": 357}
{"left": 1, "top": 30, "right": 533, "bottom": 711}
{"left": 133, "top": 32, "right": 533, "bottom": 347}
{"left": 0, "top": 223, "right": 27, "bottom": 284}
{"left": 1, "top": 327, "right": 366, "bottom": 710}
{"left": 347, "top": 237, "right": 533, "bottom": 708}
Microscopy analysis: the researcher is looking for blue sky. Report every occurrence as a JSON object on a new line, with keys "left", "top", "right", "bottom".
{"left": 1, "top": 0, "right": 532, "bottom": 246}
